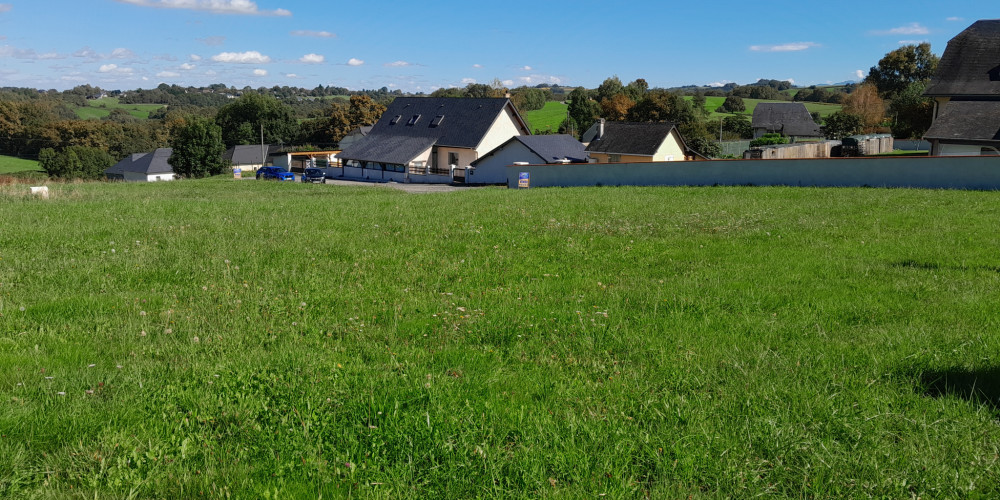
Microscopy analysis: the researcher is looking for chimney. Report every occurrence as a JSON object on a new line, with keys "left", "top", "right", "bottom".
{"left": 597, "top": 118, "right": 605, "bottom": 140}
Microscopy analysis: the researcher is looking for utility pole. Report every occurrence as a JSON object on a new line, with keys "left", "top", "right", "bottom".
{"left": 260, "top": 122, "right": 266, "bottom": 171}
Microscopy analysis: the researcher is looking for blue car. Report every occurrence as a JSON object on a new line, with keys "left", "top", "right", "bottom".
{"left": 256, "top": 166, "right": 295, "bottom": 181}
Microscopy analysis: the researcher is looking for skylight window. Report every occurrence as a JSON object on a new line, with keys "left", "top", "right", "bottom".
{"left": 406, "top": 114, "right": 421, "bottom": 126}
{"left": 390, "top": 115, "right": 402, "bottom": 125}
{"left": 430, "top": 115, "right": 445, "bottom": 127}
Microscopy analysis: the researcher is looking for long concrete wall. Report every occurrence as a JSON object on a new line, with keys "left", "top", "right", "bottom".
{"left": 506, "top": 156, "right": 1000, "bottom": 190}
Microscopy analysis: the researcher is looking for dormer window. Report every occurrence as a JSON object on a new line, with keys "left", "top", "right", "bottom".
{"left": 406, "top": 114, "right": 421, "bottom": 126}
{"left": 430, "top": 115, "right": 445, "bottom": 127}
{"left": 390, "top": 115, "right": 402, "bottom": 125}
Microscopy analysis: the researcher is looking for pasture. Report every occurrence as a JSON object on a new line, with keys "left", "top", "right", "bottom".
{"left": 74, "top": 97, "right": 165, "bottom": 120}
{"left": 0, "top": 155, "right": 41, "bottom": 174}
{"left": 687, "top": 96, "right": 842, "bottom": 120}
{"left": 522, "top": 101, "right": 567, "bottom": 134}
{"left": 1, "top": 179, "right": 998, "bottom": 497}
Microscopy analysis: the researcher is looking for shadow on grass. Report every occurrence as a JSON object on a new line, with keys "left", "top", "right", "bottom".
{"left": 917, "top": 367, "right": 1000, "bottom": 411}
{"left": 891, "top": 260, "right": 1000, "bottom": 273}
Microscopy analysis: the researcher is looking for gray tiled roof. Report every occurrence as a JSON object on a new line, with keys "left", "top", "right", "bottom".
{"left": 924, "top": 100, "right": 1000, "bottom": 141}
{"left": 924, "top": 20, "right": 1000, "bottom": 97}
{"left": 338, "top": 97, "right": 527, "bottom": 164}
{"left": 752, "top": 103, "right": 822, "bottom": 137}
{"left": 105, "top": 148, "right": 174, "bottom": 175}
{"left": 224, "top": 144, "right": 277, "bottom": 165}
{"left": 584, "top": 121, "right": 678, "bottom": 156}
{"left": 472, "top": 135, "right": 588, "bottom": 166}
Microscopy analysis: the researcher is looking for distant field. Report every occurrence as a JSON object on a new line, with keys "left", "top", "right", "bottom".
{"left": 2, "top": 180, "right": 999, "bottom": 497}
{"left": 75, "top": 97, "right": 165, "bottom": 120}
{"left": 522, "top": 101, "right": 567, "bottom": 133}
{"left": 686, "top": 96, "right": 842, "bottom": 120}
{"left": 0, "top": 155, "right": 42, "bottom": 174}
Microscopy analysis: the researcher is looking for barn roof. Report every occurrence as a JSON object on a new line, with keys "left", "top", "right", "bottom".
{"left": 337, "top": 97, "right": 529, "bottom": 164}
{"left": 924, "top": 19, "right": 1000, "bottom": 97}
{"left": 923, "top": 100, "right": 1000, "bottom": 142}
{"left": 751, "top": 103, "right": 822, "bottom": 137}
{"left": 105, "top": 148, "right": 174, "bottom": 176}
{"left": 224, "top": 144, "right": 279, "bottom": 165}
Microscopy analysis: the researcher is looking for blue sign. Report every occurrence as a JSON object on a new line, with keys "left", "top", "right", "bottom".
{"left": 518, "top": 171, "right": 529, "bottom": 188}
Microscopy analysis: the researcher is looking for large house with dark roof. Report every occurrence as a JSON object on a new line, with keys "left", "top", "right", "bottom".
{"left": 336, "top": 97, "right": 531, "bottom": 183}
{"left": 583, "top": 120, "right": 705, "bottom": 163}
{"left": 105, "top": 148, "right": 177, "bottom": 182}
{"left": 751, "top": 103, "right": 822, "bottom": 141}
{"left": 923, "top": 19, "right": 1000, "bottom": 156}
{"left": 467, "top": 135, "right": 589, "bottom": 184}
{"left": 223, "top": 144, "right": 279, "bottom": 172}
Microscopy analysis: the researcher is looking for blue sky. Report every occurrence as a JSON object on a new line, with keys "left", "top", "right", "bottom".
{"left": 0, "top": 0, "right": 992, "bottom": 92}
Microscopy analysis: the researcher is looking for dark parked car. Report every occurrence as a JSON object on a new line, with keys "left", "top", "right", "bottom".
{"left": 301, "top": 168, "right": 327, "bottom": 183}
{"left": 256, "top": 166, "right": 295, "bottom": 181}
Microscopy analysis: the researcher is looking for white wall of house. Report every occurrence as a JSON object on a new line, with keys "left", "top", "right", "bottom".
{"left": 122, "top": 171, "right": 177, "bottom": 182}
{"left": 475, "top": 106, "right": 529, "bottom": 160}
{"left": 936, "top": 144, "right": 987, "bottom": 156}
{"left": 469, "top": 141, "right": 544, "bottom": 184}
{"left": 652, "top": 130, "right": 686, "bottom": 161}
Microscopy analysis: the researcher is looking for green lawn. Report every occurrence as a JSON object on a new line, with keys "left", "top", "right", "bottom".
{"left": 74, "top": 97, "right": 166, "bottom": 120}
{"left": 2, "top": 180, "right": 999, "bottom": 497}
{"left": 522, "top": 101, "right": 567, "bottom": 133}
{"left": 0, "top": 155, "right": 42, "bottom": 174}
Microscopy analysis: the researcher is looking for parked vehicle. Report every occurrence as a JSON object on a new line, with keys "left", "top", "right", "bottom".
{"left": 256, "top": 166, "right": 295, "bottom": 181}
{"left": 301, "top": 168, "right": 326, "bottom": 183}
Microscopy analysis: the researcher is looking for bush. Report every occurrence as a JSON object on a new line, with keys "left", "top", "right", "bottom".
{"left": 749, "top": 133, "right": 788, "bottom": 147}
{"left": 38, "top": 146, "right": 114, "bottom": 180}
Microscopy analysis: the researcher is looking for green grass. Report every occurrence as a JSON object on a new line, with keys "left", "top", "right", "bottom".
{"left": 2, "top": 180, "right": 1000, "bottom": 497}
{"left": 0, "top": 155, "right": 42, "bottom": 174}
{"left": 522, "top": 101, "right": 567, "bottom": 133}
{"left": 74, "top": 97, "right": 165, "bottom": 120}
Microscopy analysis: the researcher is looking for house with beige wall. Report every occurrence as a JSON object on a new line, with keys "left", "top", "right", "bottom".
{"left": 336, "top": 97, "right": 531, "bottom": 183}
{"left": 923, "top": 19, "right": 1000, "bottom": 156}
{"left": 584, "top": 120, "right": 705, "bottom": 163}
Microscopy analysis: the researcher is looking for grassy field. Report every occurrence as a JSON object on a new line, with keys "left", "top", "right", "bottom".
{"left": 522, "top": 101, "right": 567, "bottom": 133}
{"left": 2, "top": 180, "right": 1000, "bottom": 497}
{"left": 687, "top": 96, "right": 842, "bottom": 121}
{"left": 74, "top": 97, "right": 165, "bottom": 120}
{"left": 0, "top": 155, "right": 42, "bottom": 174}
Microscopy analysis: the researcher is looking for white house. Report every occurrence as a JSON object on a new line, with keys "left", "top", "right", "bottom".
{"left": 467, "top": 135, "right": 588, "bottom": 184}
{"left": 105, "top": 148, "right": 178, "bottom": 182}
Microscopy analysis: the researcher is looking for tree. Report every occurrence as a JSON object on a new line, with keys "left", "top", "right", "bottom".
{"left": 623, "top": 79, "right": 649, "bottom": 102}
{"left": 888, "top": 80, "right": 934, "bottom": 139}
{"left": 822, "top": 112, "right": 863, "bottom": 140}
{"left": 721, "top": 114, "right": 752, "bottom": 139}
{"left": 628, "top": 90, "right": 696, "bottom": 124}
{"left": 38, "top": 146, "right": 113, "bottom": 180}
{"left": 600, "top": 93, "right": 635, "bottom": 121}
{"left": 169, "top": 117, "right": 226, "bottom": 178}
{"left": 595, "top": 76, "right": 624, "bottom": 103}
{"left": 715, "top": 95, "right": 745, "bottom": 113}
{"left": 678, "top": 121, "right": 721, "bottom": 158}
{"left": 346, "top": 95, "right": 386, "bottom": 126}
{"left": 692, "top": 92, "right": 708, "bottom": 118}
{"left": 567, "top": 88, "right": 599, "bottom": 137}
{"left": 215, "top": 92, "right": 297, "bottom": 149}
{"left": 843, "top": 83, "right": 885, "bottom": 133}
{"left": 865, "top": 43, "right": 939, "bottom": 99}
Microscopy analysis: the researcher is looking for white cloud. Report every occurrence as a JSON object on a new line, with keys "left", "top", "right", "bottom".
{"left": 0, "top": 4, "right": 11, "bottom": 13}
{"left": 285, "top": 73, "right": 298, "bottom": 78}
{"left": 347, "top": 58, "right": 364, "bottom": 66}
{"left": 111, "top": 48, "right": 135, "bottom": 59}
{"left": 946, "top": 17, "right": 964, "bottom": 22}
{"left": 205, "top": 69, "right": 217, "bottom": 75}
{"left": 384, "top": 60, "right": 412, "bottom": 67}
{"left": 73, "top": 47, "right": 100, "bottom": 59}
{"left": 517, "top": 74, "right": 563, "bottom": 85}
{"left": 156, "top": 71, "right": 180, "bottom": 77}
{"left": 705, "top": 81, "right": 730, "bottom": 87}
{"left": 502, "top": 79, "right": 513, "bottom": 86}
{"left": 749, "top": 42, "right": 819, "bottom": 52}
{"left": 290, "top": 30, "right": 335, "bottom": 38}
{"left": 114, "top": 0, "right": 291, "bottom": 16}
{"left": 872, "top": 23, "right": 929, "bottom": 36}
{"left": 855, "top": 69, "right": 865, "bottom": 80}
{"left": 299, "top": 53, "right": 324, "bottom": 64}
{"left": 898, "top": 39, "right": 927, "bottom": 45}
{"left": 253, "top": 68, "right": 267, "bottom": 76}
{"left": 472, "top": 64, "right": 482, "bottom": 69}
{"left": 461, "top": 78, "right": 476, "bottom": 84}
{"left": 0, "top": 45, "right": 63, "bottom": 60}
{"left": 211, "top": 51, "right": 271, "bottom": 64}
{"left": 180, "top": 62, "right": 196, "bottom": 70}
{"left": 190, "top": 54, "right": 202, "bottom": 61}
{"left": 98, "top": 63, "right": 133, "bottom": 74}
{"left": 521, "top": 65, "right": 532, "bottom": 71}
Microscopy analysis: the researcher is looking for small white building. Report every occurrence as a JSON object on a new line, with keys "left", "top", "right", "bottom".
{"left": 105, "top": 148, "right": 178, "bottom": 182}
{"left": 468, "top": 135, "right": 589, "bottom": 184}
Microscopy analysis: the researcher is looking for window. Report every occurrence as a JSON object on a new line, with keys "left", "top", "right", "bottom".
{"left": 390, "top": 115, "right": 402, "bottom": 125}
{"left": 406, "top": 114, "right": 421, "bottom": 126}
{"left": 448, "top": 152, "right": 459, "bottom": 166}
{"left": 430, "top": 115, "right": 445, "bottom": 127}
